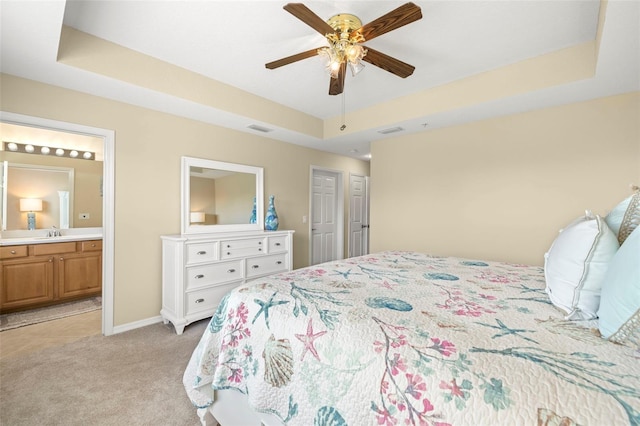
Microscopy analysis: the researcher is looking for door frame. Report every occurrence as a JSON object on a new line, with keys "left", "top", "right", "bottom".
{"left": 308, "top": 166, "right": 344, "bottom": 265}
{"left": 0, "top": 111, "right": 115, "bottom": 336}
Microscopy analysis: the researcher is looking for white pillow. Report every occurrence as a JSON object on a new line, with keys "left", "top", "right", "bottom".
{"left": 544, "top": 211, "right": 619, "bottom": 320}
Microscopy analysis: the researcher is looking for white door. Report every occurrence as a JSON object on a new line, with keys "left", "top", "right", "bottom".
{"left": 349, "top": 174, "right": 370, "bottom": 258}
{"left": 311, "top": 169, "right": 341, "bottom": 265}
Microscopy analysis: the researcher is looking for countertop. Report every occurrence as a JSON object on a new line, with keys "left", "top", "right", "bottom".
{"left": 0, "top": 231, "right": 103, "bottom": 246}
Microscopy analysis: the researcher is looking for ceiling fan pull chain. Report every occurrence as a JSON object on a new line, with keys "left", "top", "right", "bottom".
{"left": 340, "top": 90, "right": 347, "bottom": 131}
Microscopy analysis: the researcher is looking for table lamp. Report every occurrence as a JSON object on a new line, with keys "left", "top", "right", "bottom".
{"left": 20, "top": 198, "right": 43, "bottom": 230}
{"left": 190, "top": 211, "right": 205, "bottom": 224}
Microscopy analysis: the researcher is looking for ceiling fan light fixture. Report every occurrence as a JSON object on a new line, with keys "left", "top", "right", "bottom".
{"left": 349, "top": 59, "right": 365, "bottom": 76}
{"left": 319, "top": 38, "right": 366, "bottom": 79}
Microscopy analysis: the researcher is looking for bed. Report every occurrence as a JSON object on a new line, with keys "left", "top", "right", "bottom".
{"left": 183, "top": 247, "right": 640, "bottom": 426}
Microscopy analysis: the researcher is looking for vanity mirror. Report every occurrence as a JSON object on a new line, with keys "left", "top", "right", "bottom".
{"left": 1, "top": 162, "right": 74, "bottom": 231}
{"left": 181, "top": 156, "right": 264, "bottom": 234}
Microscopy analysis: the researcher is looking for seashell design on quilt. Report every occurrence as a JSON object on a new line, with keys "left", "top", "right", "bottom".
{"left": 262, "top": 334, "right": 294, "bottom": 388}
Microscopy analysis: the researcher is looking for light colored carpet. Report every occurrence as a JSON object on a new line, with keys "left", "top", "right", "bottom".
{"left": 0, "top": 297, "right": 102, "bottom": 332}
{"left": 0, "top": 319, "right": 208, "bottom": 426}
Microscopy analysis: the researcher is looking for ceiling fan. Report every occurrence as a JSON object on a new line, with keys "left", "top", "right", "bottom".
{"left": 265, "top": 2, "right": 423, "bottom": 96}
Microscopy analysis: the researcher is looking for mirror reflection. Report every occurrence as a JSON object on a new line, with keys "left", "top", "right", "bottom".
{"left": 2, "top": 163, "right": 74, "bottom": 230}
{"left": 0, "top": 122, "right": 103, "bottom": 232}
{"left": 189, "top": 167, "right": 255, "bottom": 226}
{"left": 182, "top": 157, "right": 263, "bottom": 234}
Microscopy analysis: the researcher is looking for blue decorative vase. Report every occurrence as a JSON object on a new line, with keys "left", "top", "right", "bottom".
{"left": 265, "top": 195, "right": 279, "bottom": 231}
{"left": 249, "top": 197, "right": 257, "bottom": 224}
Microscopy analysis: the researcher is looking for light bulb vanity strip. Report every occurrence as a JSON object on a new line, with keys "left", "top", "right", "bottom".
{"left": 3, "top": 141, "right": 95, "bottom": 160}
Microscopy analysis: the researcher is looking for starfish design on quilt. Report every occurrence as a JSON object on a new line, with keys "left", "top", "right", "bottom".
{"left": 477, "top": 318, "right": 539, "bottom": 344}
{"left": 252, "top": 292, "right": 289, "bottom": 329}
{"left": 295, "top": 318, "right": 327, "bottom": 361}
{"left": 329, "top": 268, "right": 362, "bottom": 280}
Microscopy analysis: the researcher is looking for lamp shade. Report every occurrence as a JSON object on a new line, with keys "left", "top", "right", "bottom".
{"left": 190, "top": 212, "right": 205, "bottom": 223}
{"left": 20, "top": 198, "right": 43, "bottom": 212}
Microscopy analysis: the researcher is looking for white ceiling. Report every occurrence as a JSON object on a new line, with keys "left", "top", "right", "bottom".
{"left": 1, "top": 1, "right": 639, "bottom": 160}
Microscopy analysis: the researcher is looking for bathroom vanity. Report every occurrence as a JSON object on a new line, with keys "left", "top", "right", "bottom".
{"left": 0, "top": 233, "right": 102, "bottom": 313}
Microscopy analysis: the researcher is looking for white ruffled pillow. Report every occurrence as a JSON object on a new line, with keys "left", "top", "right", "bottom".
{"left": 544, "top": 211, "right": 619, "bottom": 320}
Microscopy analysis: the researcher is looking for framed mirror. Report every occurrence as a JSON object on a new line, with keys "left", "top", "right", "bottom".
{"left": 2, "top": 162, "right": 75, "bottom": 231}
{"left": 181, "top": 156, "right": 264, "bottom": 234}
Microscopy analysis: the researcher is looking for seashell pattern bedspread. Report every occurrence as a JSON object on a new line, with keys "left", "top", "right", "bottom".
{"left": 183, "top": 251, "right": 640, "bottom": 425}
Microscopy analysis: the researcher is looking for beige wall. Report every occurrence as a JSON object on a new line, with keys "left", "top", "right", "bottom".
{"left": 371, "top": 92, "right": 640, "bottom": 266}
{"left": 0, "top": 74, "right": 370, "bottom": 326}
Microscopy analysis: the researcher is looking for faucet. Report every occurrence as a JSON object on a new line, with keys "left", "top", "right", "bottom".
{"left": 47, "top": 226, "right": 61, "bottom": 237}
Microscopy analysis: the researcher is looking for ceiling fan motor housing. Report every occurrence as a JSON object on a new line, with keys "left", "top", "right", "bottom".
{"left": 327, "top": 13, "right": 363, "bottom": 40}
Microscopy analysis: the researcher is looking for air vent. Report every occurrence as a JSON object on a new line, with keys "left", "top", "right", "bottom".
{"left": 247, "top": 124, "right": 274, "bottom": 133}
{"left": 377, "top": 126, "right": 404, "bottom": 135}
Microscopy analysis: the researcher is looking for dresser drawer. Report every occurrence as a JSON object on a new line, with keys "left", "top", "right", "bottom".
{"left": 186, "top": 242, "right": 217, "bottom": 264}
{"left": 185, "top": 285, "right": 234, "bottom": 316}
{"left": 220, "top": 238, "right": 265, "bottom": 259}
{"left": 185, "top": 260, "right": 243, "bottom": 290}
{"left": 268, "top": 236, "right": 288, "bottom": 253}
{"left": 0, "top": 245, "right": 28, "bottom": 259}
{"left": 246, "top": 253, "right": 288, "bottom": 278}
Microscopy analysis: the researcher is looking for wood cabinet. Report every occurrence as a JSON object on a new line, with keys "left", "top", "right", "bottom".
{"left": 161, "top": 230, "right": 294, "bottom": 335}
{"left": 0, "top": 240, "right": 102, "bottom": 313}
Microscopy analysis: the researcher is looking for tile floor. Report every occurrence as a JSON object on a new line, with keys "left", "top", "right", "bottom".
{"left": 0, "top": 310, "right": 102, "bottom": 361}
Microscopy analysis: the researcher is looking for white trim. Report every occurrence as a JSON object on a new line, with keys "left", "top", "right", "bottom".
{"left": 112, "top": 315, "right": 164, "bottom": 335}
{"left": 0, "top": 111, "right": 116, "bottom": 336}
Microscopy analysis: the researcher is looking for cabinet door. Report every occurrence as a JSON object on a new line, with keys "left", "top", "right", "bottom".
{"left": 0, "top": 256, "right": 55, "bottom": 311}
{"left": 58, "top": 252, "right": 102, "bottom": 299}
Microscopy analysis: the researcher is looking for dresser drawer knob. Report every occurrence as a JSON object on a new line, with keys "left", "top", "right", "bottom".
{"left": 195, "top": 298, "right": 205, "bottom": 304}
{"left": 195, "top": 274, "right": 204, "bottom": 279}
{"left": 252, "top": 265, "right": 259, "bottom": 269}
{"left": 226, "top": 244, "right": 231, "bottom": 248}
{"left": 227, "top": 269, "right": 236, "bottom": 273}
{"left": 197, "top": 251, "right": 207, "bottom": 255}
{"left": 227, "top": 252, "right": 231, "bottom": 255}
{"left": 258, "top": 248, "right": 262, "bottom": 251}
{"left": 10, "top": 250, "right": 16, "bottom": 254}
{"left": 275, "top": 242, "right": 281, "bottom": 247}
{"left": 276, "top": 261, "right": 282, "bottom": 265}
{"left": 258, "top": 241, "right": 262, "bottom": 245}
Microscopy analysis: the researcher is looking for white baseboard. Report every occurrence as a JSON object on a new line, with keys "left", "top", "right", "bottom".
{"left": 112, "top": 315, "right": 163, "bottom": 335}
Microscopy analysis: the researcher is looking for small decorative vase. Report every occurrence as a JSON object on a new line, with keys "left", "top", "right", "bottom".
{"left": 265, "top": 195, "right": 279, "bottom": 231}
{"left": 249, "top": 197, "right": 257, "bottom": 224}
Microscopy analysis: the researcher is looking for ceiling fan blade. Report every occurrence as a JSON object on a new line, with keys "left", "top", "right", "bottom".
{"left": 265, "top": 48, "right": 322, "bottom": 69}
{"left": 283, "top": 3, "right": 335, "bottom": 36}
{"left": 358, "top": 2, "right": 422, "bottom": 42}
{"left": 329, "top": 62, "right": 347, "bottom": 95}
{"left": 362, "top": 47, "right": 415, "bottom": 78}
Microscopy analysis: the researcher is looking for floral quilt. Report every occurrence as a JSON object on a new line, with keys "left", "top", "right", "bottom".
{"left": 183, "top": 251, "right": 640, "bottom": 425}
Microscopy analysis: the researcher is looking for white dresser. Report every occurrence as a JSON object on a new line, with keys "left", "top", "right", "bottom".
{"left": 161, "top": 230, "right": 294, "bottom": 334}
